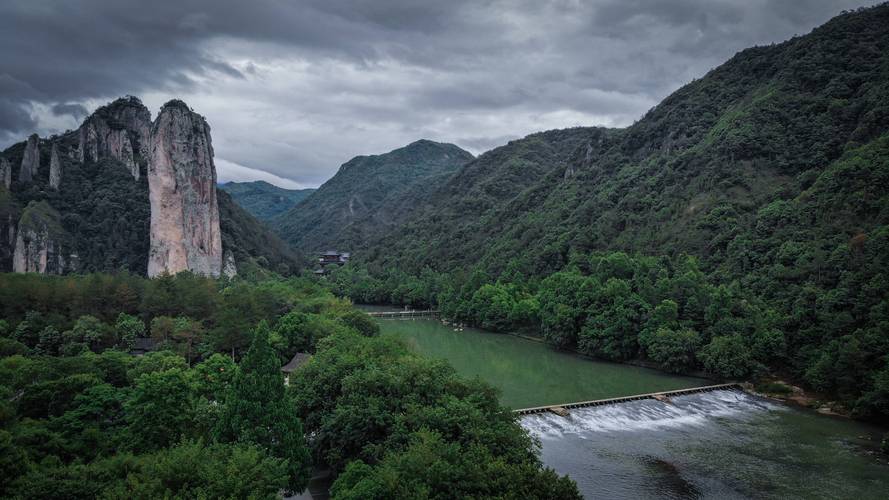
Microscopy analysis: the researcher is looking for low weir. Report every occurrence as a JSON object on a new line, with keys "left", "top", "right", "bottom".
{"left": 366, "top": 309, "right": 440, "bottom": 319}
{"left": 514, "top": 382, "right": 741, "bottom": 415}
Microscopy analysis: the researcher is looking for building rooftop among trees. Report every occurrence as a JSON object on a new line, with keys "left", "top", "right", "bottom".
{"left": 281, "top": 352, "right": 312, "bottom": 384}
{"left": 315, "top": 250, "right": 350, "bottom": 275}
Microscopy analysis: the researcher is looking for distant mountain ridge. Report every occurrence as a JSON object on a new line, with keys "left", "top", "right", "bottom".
{"left": 271, "top": 139, "right": 473, "bottom": 253}
{"left": 219, "top": 181, "right": 315, "bottom": 221}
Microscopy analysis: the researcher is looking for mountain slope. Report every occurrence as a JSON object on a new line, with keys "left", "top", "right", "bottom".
{"left": 217, "top": 190, "right": 305, "bottom": 276}
{"left": 361, "top": 127, "right": 597, "bottom": 271}
{"left": 364, "top": 4, "right": 889, "bottom": 278}
{"left": 219, "top": 180, "right": 314, "bottom": 221}
{"left": 344, "top": 4, "right": 889, "bottom": 417}
{"left": 272, "top": 139, "right": 473, "bottom": 253}
{"left": 0, "top": 97, "right": 302, "bottom": 276}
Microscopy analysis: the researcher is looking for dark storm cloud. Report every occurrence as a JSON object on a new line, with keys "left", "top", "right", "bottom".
{"left": 0, "top": 0, "right": 882, "bottom": 186}
{"left": 51, "top": 103, "right": 89, "bottom": 120}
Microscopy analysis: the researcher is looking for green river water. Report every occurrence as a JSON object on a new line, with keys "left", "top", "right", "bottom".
{"left": 377, "top": 318, "right": 710, "bottom": 409}
{"left": 376, "top": 318, "right": 889, "bottom": 499}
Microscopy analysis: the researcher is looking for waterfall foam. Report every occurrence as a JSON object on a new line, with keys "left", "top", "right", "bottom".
{"left": 522, "top": 390, "right": 782, "bottom": 439}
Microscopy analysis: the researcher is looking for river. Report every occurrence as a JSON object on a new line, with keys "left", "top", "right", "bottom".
{"left": 376, "top": 317, "right": 710, "bottom": 409}
{"left": 377, "top": 318, "right": 889, "bottom": 499}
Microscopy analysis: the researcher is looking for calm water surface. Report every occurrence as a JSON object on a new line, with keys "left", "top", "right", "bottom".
{"left": 378, "top": 318, "right": 709, "bottom": 409}
{"left": 377, "top": 318, "right": 889, "bottom": 499}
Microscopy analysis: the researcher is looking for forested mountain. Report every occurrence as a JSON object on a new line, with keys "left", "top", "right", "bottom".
{"left": 365, "top": 6, "right": 889, "bottom": 277}
{"left": 219, "top": 181, "right": 314, "bottom": 221}
{"left": 0, "top": 97, "right": 302, "bottom": 277}
{"left": 217, "top": 190, "right": 305, "bottom": 276}
{"left": 358, "top": 127, "right": 598, "bottom": 268}
{"left": 271, "top": 140, "right": 473, "bottom": 252}
{"left": 334, "top": 5, "right": 889, "bottom": 419}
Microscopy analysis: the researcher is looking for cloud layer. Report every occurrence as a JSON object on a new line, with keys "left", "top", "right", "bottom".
{"left": 0, "top": 0, "right": 880, "bottom": 187}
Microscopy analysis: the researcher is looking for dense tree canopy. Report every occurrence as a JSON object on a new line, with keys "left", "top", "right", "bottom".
{"left": 1, "top": 271, "right": 577, "bottom": 497}
{"left": 291, "top": 329, "right": 580, "bottom": 498}
{"left": 215, "top": 321, "right": 311, "bottom": 493}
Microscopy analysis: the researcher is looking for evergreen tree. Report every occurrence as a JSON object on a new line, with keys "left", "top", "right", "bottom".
{"left": 215, "top": 321, "right": 311, "bottom": 494}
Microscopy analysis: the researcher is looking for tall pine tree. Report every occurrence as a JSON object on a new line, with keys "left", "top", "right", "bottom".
{"left": 215, "top": 320, "right": 311, "bottom": 493}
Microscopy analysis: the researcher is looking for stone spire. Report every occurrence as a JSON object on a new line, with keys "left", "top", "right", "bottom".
{"left": 147, "top": 100, "right": 222, "bottom": 277}
{"left": 49, "top": 142, "right": 62, "bottom": 189}
{"left": 19, "top": 134, "right": 39, "bottom": 183}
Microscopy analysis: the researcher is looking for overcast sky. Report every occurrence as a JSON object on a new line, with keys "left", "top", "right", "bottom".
{"left": 0, "top": 0, "right": 880, "bottom": 188}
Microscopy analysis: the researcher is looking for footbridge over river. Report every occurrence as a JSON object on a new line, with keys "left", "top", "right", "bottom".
{"left": 514, "top": 383, "right": 742, "bottom": 416}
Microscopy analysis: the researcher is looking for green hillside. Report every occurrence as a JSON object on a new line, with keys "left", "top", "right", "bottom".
{"left": 218, "top": 190, "right": 305, "bottom": 276}
{"left": 367, "top": 6, "right": 889, "bottom": 277}
{"left": 219, "top": 180, "right": 314, "bottom": 221}
{"left": 336, "top": 5, "right": 889, "bottom": 420}
{"left": 271, "top": 140, "right": 473, "bottom": 253}
{"left": 359, "top": 127, "right": 598, "bottom": 269}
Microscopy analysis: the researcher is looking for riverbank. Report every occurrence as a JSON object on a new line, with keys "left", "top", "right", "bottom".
{"left": 363, "top": 305, "right": 875, "bottom": 422}
{"left": 359, "top": 304, "right": 714, "bottom": 379}
{"left": 748, "top": 379, "right": 854, "bottom": 418}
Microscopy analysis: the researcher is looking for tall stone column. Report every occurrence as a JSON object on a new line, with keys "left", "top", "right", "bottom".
{"left": 147, "top": 100, "right": 222, "bottom": 277}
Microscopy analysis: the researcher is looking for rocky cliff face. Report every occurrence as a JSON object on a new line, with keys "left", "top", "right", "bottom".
{"left": 147, "top": 100, "right": 222, "bottom": 277}
{"left": 0, "top": 158, "right": 11, "bottom": 189}
{"left": 78, "top": 96, "right": 150, "bottom": 180}
{"left": 2, "top": 213, "right": 14, "bottom": 266}
{"left": 49, "top": 142, "right": 62, "bottom": 189}
{"left": 0, "top": 187, "right": 18, "bottom": 270}
{"left": 222, "top": 250, "right": 237, "bottom": 278}
{"left": 12, "top": 201, "right": 73, "bottom": 274}
{"left": 19, "top": 134, "right": 40, "bottom": 183}
{"left": 0, "top": 95, "right": 297, "bottom": 277}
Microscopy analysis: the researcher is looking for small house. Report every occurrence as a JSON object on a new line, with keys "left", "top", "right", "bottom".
{"left": 130, "top": 337, "right": 158, "bottom": 356}
{"left": 314, "top": 250, "right": 350, "bottom": 275}
{"left": 281, "top": 352, "right": 312, "bottom": 385}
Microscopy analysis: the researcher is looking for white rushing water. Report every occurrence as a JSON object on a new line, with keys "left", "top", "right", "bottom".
{"left": 518, "top": 390, "right": 889, "bottom": 499}
{"left": 522, "top": 389, "right": 782, "bottom": 439}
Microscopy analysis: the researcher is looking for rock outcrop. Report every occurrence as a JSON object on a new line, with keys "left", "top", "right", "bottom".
{"left": 1, "top": 213, "right": 14, "bottom": 267}
{"left": 49, "top": 142, "right": 62, "bottom": 189}
{"left": 78, "top": 96, "right": 150, "bottom": 180}
{"left": 147, "top": 100, "right": 222, "bottom": 277}
{"left": 19, "top": 134, "right": 40, "bottom": 183}
{"left": 12, "top": 201, "right": 73, "bottom": 274}
{"left": 0, "top": 158, "right": 11, "bottom": 188}
{"left": 222, "top": 250, "right": 238, "bottom": 278}
{"left": 0, "top": 186, "right": 19, "bottom": 270}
